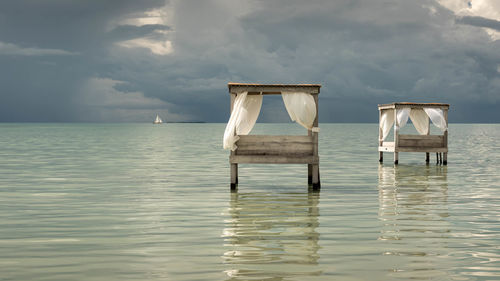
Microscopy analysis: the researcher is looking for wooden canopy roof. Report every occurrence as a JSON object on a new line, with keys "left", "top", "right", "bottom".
{"left": 378, "top": 102, "right": 449, "bottom": 110}
{"left": 228, "top": 83, "right": 321, "bottom": 95}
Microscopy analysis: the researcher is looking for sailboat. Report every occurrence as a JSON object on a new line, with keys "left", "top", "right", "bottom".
{"left": 153, "top": 114, "right": 163, "bottom": 124}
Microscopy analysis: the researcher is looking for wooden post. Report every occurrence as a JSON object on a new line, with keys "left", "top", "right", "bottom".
{"left": 230, "top": 92, "right": 238, "bottom": 190}
{"left": 235, "top": 164, "right": 238, "bottom": 184}
{"left": 311, "top": 94, "right": 320, "bottom": 190}
{"left": 393, "top": 108, "right": 399, "bottom": 165}
{"left": 308, "top": 110, "right": 313, "bottom": 184}
{"left": 443, "top": 108, "right": 448, "bottom": 165}
{"left": 426, "top": 116, "right": 430, "bottom": 164}
{"left": 379, "top": 109, "right": 383, "bottom": 163}
{"left": 230, "top": 164, "right": 238, "bottom": 190}
{"left": 308, "top": 164, "right": 312, "bottom": 184}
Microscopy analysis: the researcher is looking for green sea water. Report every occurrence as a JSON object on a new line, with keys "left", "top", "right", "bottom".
{"left": 0, "top": 123, "right": 499, "bottom": 280}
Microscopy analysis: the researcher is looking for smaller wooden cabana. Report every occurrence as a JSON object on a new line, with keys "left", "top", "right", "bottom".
{"left": 223, "top": 83, "right": 321, "bottom": 191}
{"left": 378, "top": 102, "right": 449, "bottom": 165}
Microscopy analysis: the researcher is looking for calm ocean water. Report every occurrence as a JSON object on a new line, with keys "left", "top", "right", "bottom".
{"left": 0, "top": 123, "right": 499, "bottom": 280}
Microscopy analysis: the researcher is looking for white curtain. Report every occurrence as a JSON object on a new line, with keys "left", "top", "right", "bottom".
{"left": 282, "top": 92, "right": 317, "bottom": 130}
{"left": 380, "top": 108, "right": 413, "bottom": 140}
{"left": 380, "top": 107, "right": 447, "bottom": 139}
{"left": 380, "top": 109, "right": 394, "bottom": 141}
{"left": 424, "top": 108, "right": 447, "bottom": 132}
{"left": 409, "top": 109, "right": 429, "bottom": 135}
{"left": 223, "top": 92, "right": 263, "bottom": 151}
{"left": 397, "top": 108, "right": 411, "bottom": 129}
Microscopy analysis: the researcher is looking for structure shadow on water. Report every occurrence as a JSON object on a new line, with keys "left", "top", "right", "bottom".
{"left": 222, "top": 191, "right": 321, "bottom": 280}
{"left": 377, "top": 164, "right": 451, "bottom": 280}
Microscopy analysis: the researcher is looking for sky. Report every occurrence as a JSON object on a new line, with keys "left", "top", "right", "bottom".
{"left": 0, "top": 0, "right": 499, "bottom": 123}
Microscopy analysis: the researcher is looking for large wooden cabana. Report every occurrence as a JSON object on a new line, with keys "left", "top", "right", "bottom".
{"left": 223, "top": 83, "right": 321, "bottom": 191}
{"left": 378, "top": 102, "right": 449, "bottom": 165}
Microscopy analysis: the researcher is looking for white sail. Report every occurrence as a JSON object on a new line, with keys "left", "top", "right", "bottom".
{"left": 153, "top": 114, "right": 163, "bottom": 124}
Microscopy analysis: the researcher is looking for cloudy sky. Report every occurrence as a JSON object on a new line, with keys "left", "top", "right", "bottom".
{"left": 1, "top": 0, "right": 499, "bottom": 123}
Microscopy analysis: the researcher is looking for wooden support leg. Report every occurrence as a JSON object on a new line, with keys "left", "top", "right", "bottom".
{"left": 439, "top": 153, "right": 443, "bottom": 165}
{"left": 436, "top": 153, "right": 439, "bottom": 164}
{"left": 379, "top": 152, "right": 383, "bottom": 163}
{"left": 230, "top": 163, "right": 238, "bottom": 190}
{"left": 394, "top": 152, "right": 399, "bottom": 165}
{"left": 312, "top": 164, "right": 320, "bottom": 191}
{"left": 443, "top": 153, "right": 447, "bottom": 165}
{"left": 235, "top": 165, "right": 238, "bottom": 184}
{"left": 308, "top": 164, "right": 312, "bottom": 184}
{"left": 425, "top": 152, "right": 430, "bottom": 164}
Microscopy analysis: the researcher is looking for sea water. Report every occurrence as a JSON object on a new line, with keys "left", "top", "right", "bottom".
{"left": 0, "top": 123, "right": 499, "bottom": 280}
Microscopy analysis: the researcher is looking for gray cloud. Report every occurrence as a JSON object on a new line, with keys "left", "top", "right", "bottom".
{"left": 456, "top": 15, "right": 500, "bottom": 31}
{"left": 0, "top": 0, "right": 499, "bottom": 123}
{"left": 0, "top": 42, "right": 78, "bottom": 56}
{"left": 107, "top": 24, "right": 171, "bottom": 41}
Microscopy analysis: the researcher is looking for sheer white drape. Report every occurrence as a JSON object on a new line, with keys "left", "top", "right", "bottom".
{"left": 380, "top": 109, "right": 394, "bottom": 141}
{"left": 399, "top": 108, "right": 447, "bottom": 133}
{"left": 380, "top": 107, "right": 448, "bottom": 140}
{"left": 397, "top": 108, "right": 411, "bottom": 129}
{"left": 282, "top": 92, "right": 317, "bottom": 130}
{"left": 223, "top": 92, "right": 263, "bottom": 151}
{"left": 409, "top": 109, "right": 429, "bottom": 135}
{"left": 424, "top": 108, "right": 447, "bottom": 132}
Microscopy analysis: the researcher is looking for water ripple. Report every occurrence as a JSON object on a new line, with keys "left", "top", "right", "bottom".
{"left": 0, "top": 123, "right": 499, "bottom": 280}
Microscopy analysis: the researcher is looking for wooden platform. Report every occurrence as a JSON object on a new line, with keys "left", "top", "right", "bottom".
{"left": 227, "top": 83, "right": 321, "bottom": 191}
{"left": 378, "top": 103, "right": 449, "bottom": 165}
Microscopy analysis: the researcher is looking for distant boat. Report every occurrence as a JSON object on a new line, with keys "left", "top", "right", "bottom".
{"left": 153, "top": 114, "right": 163, "bottom": 124}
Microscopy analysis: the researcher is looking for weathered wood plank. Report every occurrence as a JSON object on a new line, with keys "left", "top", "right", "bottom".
{"left": 396, "top": 147, "right": 448, "bottom": 152}
{"left": 236, "top": 146, "right": 313, "bottom": 156}
{"left": 398, "top": 135, "right": 444, "bottom": 148}
{"left": 379, "top": 146, "right": 395, "bottom": 152}
{"left": 236, "top": 142, "right": 313, "bottom": 149}
{"left": 236, "top": 135, "right": 314, "bottom": 156}
{"left": 394, "top": 109, "right": 399, "bottom": 164}
{"left": 228, "top": 83, "right": 321, "bottom": 95}
{"left": 230, "top": 155, "right": 319, "bottom": 164}
{"left": 229, "top": 87, "right": 320, "bottom": 94}
{"left": 237, "top": 135, "right": 312, "bottom": 143}
{"left": 378, "top": 104, "right": 396, "bottom": 110}
{"left": 312, "top": 164, "right": 320, "bottom": 189}
{"left": 382, "top": 141, "right": 395, "bottom": 147}
{"left": 378, "top": 102, "right": 449, "bottom": 110}
{"left": 379, "top": 109, "right": 383, "bottom": 162}
{"left": 313, "top": 94, "right": 319, "bottom": 157}
{"left": 308, "top": 164, "right": 312, "bottom": 184}
{"left": 399, "top": 134, "right": 444, "bottom": 140}
{"left": 230, "top": 163, "right": 238, "bottom": 190}
{"left": 228, "top": 82, "right": 322, "bottom": 87}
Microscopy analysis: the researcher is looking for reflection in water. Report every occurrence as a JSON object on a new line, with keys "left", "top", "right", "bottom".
{"left": 378, "top": 165, "right": 450, "bottom": 279}
{"left": 222, "top": 192, "right": 321, "bottom": 280}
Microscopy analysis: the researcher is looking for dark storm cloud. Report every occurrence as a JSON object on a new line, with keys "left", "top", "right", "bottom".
{"left": 456, "top": 15, "right": 500, "bottom": 31}
{"left": 0, "top": 0, "right": 166, "bottom": 49}
{"left": 0, "top": 0, "right": 499, "bottom": 123}
{"left": 0, "top": 0, "right": 167, "bottom": 122}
